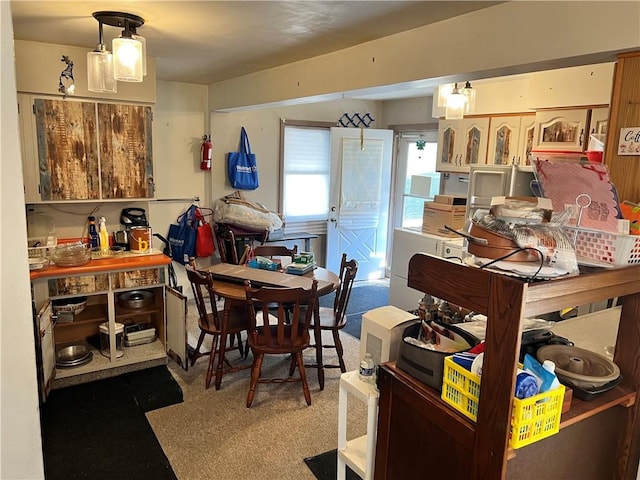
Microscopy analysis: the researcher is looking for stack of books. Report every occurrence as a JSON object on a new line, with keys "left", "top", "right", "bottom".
{"left": 286, "top": 262, "right": 316, "bottom": 275}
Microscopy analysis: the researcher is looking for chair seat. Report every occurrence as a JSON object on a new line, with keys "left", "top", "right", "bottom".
{"left": 308, "top": 306, "right": 347, "bottom": 329}
{"left": 199, "top": 305, "right": 248, "bottom": 334}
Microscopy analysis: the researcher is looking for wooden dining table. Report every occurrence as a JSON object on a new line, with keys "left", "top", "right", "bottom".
{"left": 204, "top": 263, "right": 340, "bottom": 390}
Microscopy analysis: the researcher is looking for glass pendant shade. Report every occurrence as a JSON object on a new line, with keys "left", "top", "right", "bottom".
{"left": 87, "top": 46, "right": 117, "bottom": 93}
{"left": 445, "top": 85, "right": 465, "bottom": 120}
{"left": 438, "top": 84, "right": 454, "bottom": 108}
{"left": 462, "top": 81, "right": 476, "bottom": 114}
{"left": 132, "top": 34, "right": 147, "bottom": 76}
{"left": 112, "top": 36, "right": 143, "bottom": 82}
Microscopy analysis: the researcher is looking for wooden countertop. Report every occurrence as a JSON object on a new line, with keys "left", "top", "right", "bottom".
{"left": 30, "top": 250, "right": 171, "bottom": 280}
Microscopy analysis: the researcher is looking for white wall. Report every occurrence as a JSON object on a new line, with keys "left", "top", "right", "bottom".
{"left": 1, "top": 2, "right": 46, "bottom": 478}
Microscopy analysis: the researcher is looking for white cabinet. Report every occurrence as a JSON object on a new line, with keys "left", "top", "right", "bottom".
{"left": 31, "top": 260, "right": 187, "bottom": 393}
{"left": 532, "top": 108, "right": 589, "bottom": 152}
{"left": 35, "top": 301, "right": 55, "bottom": 402}
{"left": 487, "top": 114, "right": 536, "bottom": 166}
{"left": 436, "top": 117, "right": 490, "bottom": 172}
{"left": 337, "top": 371, "right": 379, "bottom": 480}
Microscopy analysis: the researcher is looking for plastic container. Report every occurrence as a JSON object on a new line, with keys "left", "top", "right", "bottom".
{"left": 564, "top": 226, "right": 640, "bottom": 267}
{"left": 99, "top": 322, "right": 125, "bottom": 358}
{"left": 359, "top": 353, "right": 375, "bottom": 383}
{"left": 441, "top": 356, "right": 565, "bottom": 449}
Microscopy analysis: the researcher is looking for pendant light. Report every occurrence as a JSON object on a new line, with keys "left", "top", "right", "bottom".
{"left": 130, "top": 26, "right": 147, "bottom": 76}
{"left": 90, "top": 11, "right": 145, "bottom": 87}
{"left": 87, "top": 19, "right": 116, "bottom": 93}
{"left": 462, "top": 81, "right": 476, "bottom": 114}
{"left": 445, "top": 83, "right": 465, "bottom": 120}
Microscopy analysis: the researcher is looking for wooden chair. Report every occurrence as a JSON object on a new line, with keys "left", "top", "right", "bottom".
{"left": 214, "top": 224, "right": 239, "bottom": 264}
{"left": 185, "top": 264, "right": 250, "bottom": 389}
{"left": 307, "top": 253, "right": 358, "bottom": 373}
{"left": 243, "top": 279, "right": 318, "bottom": 407}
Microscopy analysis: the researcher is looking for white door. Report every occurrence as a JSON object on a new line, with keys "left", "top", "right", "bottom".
{"left": 327, "top": 127, "right": 393, "bottom": 279}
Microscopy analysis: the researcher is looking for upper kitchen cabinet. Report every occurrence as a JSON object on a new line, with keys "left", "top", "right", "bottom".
{"left": 20, "top": 94, "right": 154, "bottom": 203}
{"left": 486, "top": 114, "right": 536, "bottom": 166}
{"left": 532, "top": 108, "right": 589, "bottom": 152}
{"left": 436, "top": 117, "right": 489, "bottom": 173}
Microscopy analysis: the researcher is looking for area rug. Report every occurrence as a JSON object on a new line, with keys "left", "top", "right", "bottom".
{"left": 41, "top": 365, "right": 182, "bottom": 480}
{"left": 319, "top": 282, "right": 390, "bottom": 339}
{"left": 304, "top": 449, "right": 361, "bottom": 480}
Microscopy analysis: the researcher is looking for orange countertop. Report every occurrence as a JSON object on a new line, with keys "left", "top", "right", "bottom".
{"left": 30, "top": 251, "right": 171, "bottom": 280}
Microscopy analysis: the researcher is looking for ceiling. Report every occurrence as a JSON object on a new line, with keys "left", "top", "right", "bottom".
{"left": 10, "top": 1, "right": 502, "bottom": 99}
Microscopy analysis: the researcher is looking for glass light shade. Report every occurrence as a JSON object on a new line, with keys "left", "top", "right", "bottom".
{"left": 462, "top": 82, "right": 476, "bottom": 114}
{"left": 437, "top": 84, "right": 454, "bottom": 108}
{"left": 445, "top": 92, "right": 465, "bottom": 120}
{"left": 112, "top": 36, "right": 143, "bottom": 82}
{"left": 132, "top": 34, "right": 147, "bottom": 76}
{"left": 87, "top": 49, "right": 117, "bottom": 93}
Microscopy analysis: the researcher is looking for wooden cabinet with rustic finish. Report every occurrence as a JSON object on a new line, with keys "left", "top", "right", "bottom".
{"left": 374, "top": 254, "right": 640, "bottom": 480}
{"left": 19, "top": 94, "right": 153, "bottom": 202}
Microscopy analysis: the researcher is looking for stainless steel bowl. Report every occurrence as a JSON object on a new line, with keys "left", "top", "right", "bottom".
{"left": 118, "top": 290, "right": 154, "bottom": 309}
{"left": 56, "top": 344, "right": 93, "bottom": 368}
{"left": 52, "top": 296, "right": 88, "bottom": 315}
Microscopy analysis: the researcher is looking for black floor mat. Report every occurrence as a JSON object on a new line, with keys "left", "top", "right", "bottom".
{"left": 41, "top": 366, "right": 182, "bottom": 480}
{"left": 304, "top": 449, "right": 361, "bottom": 480}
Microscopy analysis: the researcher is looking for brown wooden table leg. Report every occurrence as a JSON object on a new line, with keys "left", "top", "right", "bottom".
{"left": 314, "top": 300, "right": 325, "bottom": 390}
{"left": 215, "top": 304, "right": 230, "bottom": 390}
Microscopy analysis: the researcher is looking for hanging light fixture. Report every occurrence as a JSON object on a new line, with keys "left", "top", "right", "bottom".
{"left": 130, "top": 26, "right": 147, "bottom": 76}
{"left": 87, "top": 19, "right": 116, "bottom": 93}
{"left": 90, "top": 11, "right": 145, "bottom": 86}
{"left": 462, "top": 81, "right": 476, "bottom": 114}
{"left": 445, "top": 83, "right": 465, "bottom": 120}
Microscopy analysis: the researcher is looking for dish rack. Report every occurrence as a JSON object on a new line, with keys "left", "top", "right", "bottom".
{"left": 564, "top": 226, "right": 640, "bottom": 267}
{"left": 441, "top": 356, "right": 565, "bottom": 449}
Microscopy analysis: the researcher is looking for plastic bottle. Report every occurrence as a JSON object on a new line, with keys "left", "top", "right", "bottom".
{"left": 88, "top": 216, "right": 99, "bottom": 248}
{"left": 98, "top": 216, "right": 109, "bottom": 252}
{"left": 542, "top": 360, "right": 562, "bottom": 390}
{"left": 359, "top": 353, "right": 375, "bottom": 383}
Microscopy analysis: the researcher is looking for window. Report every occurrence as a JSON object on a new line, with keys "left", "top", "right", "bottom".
{"left": 280, "top": 121, "right": 333, "bottom": 229}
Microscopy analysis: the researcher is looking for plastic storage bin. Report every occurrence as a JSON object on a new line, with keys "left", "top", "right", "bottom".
{"left": 564, "top": 226, "right": 640, "bottom": 267}
{"left": 441, "top": 356, "right": 565, "bottom": 449}
{"left": 99, "top": 322, "right": 125, "bottom": 358}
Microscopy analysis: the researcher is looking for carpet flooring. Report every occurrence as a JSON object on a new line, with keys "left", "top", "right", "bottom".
{"left": 319, "top": 281, "right": 390, "bottom": 339}
{"left": 41, "top": 365, "right": 183, "bottom": 480}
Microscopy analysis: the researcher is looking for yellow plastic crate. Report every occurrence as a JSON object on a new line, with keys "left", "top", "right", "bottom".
{"left": 441, "top": 356, "right": 565, "bottom": 449}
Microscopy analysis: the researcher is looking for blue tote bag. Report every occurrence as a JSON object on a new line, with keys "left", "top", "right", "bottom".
{"left": 167, "top": 205, "right": 197, "bottom": 264}
{"left": 227, "top": 127, "right": 259, "bottom": 190}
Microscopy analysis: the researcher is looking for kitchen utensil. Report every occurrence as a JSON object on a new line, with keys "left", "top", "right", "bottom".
{"left": 56, "top": 344, "right": 93, "bottom": 368}
{"left": 536, "top": 344, "right": 620, "bottom": 390}
{"left": 49, "top": 242, "right": 91, "bottom": 267}
{"left": 52, "top": 296, "right": 88, "bottom": 315}
{"left": 113, "top": 230, "right": 129, "bottom": 250}
{"left": 120, "top": 208, "right": 148, "bottom": 228}
{"left": 118, "top": 290, "right": 154, "bottom": 309}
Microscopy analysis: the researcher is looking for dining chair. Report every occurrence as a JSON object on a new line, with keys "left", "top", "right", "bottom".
{"left": 307, "top": 253, "right": 358, "bottom": 373}
{"left": 185, "top": 264, "right": 250, "bottom": 389}
{"left": 214, "top": 224, "right": 239, "bottom": 264}
{"left": 243, "top": 279, "right": 318, "bottom": 407}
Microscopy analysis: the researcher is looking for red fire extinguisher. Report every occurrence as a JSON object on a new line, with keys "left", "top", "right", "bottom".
{"left": 200, "top": 134, "right": 212, "bottom": 170}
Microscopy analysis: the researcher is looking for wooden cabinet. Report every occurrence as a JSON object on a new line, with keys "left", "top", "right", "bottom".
{"left": 487, "top": 114, "right": 536, "bottom": 166}
{"left": 19, "top": 94, "right": 154, "bottom": 202}
{"left": 375, "top": 254, "right": 640, "bottom": 480}
{"left": 436, "top": 117, "right": 490, "bottom": 172}
{"left": 31, "top": 255, "right": 187, "bottom": 394}
{"left": 532, "top": 108, "right": 589, "bottom": 152}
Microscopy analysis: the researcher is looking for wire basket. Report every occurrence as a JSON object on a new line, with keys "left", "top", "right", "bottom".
{"left": 441, "top": 356, "right": 565, "bottom": 449}
{"left": 564, "top": 226, "right": 640, "bottom": 267}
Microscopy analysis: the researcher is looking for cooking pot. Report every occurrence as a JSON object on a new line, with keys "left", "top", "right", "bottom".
{"left": 467, "top": 222, "right": 539, "bottom": 262}
{"left": 118, "top": 290, "right": 154, "bottom": 309}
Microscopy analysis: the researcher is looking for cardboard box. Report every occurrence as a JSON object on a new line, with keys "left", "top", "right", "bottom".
{"left": 434, "top": 194, "right": 467, "bottom": 206}
{"left": 422, "top": 202, "right": 467, "bottom": 237}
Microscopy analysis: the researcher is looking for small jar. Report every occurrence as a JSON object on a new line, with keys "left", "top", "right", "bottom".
{"left": 99, "top": 322, "right": 125, "bottom": 358}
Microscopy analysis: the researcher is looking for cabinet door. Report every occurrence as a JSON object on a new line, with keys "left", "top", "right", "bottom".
{"left": 165, "top": 285, "right": 188, "bottom": 370}
{"left": 533, "top": 108, "right": 589, "bottom": 152}
{"left": 98, "top": 104, "right": 154, "bottom": 199}
{"left": 436, "top": 120, "right": 460, "bottom": 171}
{"left": 517, "top": 114, "right": 536, "bottom": 166}
{"left": 589, "top": 107, "right": 609, "bottom": 136}
{"left": 35, "top": 301, "right": 55, "bottom": 402}
{"left": 34, "top": 98, "right": 100, "bottom": 200}
{"left": 487, "top": 116, "right": 521, "bottom": 165}
{"left": 460, "top": 117, "right": 489, "bottom": 168}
